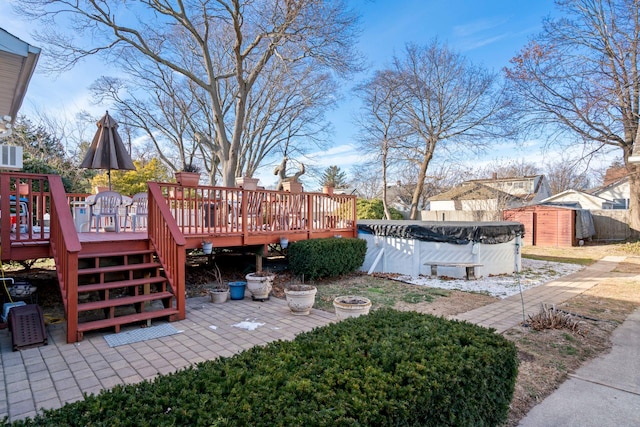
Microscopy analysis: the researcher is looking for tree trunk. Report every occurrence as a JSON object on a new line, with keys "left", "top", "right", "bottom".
{"left": 409, "top": 155, "right": 431, "bottom": 220}
{"left": 628, "top": 171, "right": 640, "bottom": 238}
{"left": 381, "top": 141, "right": 392, "bottom": 220}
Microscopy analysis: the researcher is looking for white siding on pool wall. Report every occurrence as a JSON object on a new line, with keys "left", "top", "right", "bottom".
{"left": 358, "top": 233, "right": 519, "bottom": 279}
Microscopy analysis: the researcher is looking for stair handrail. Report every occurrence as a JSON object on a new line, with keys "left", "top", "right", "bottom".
{"left": 147, "top": 182, "right": 186, "bottom": 320}
{"left": 47, "top": 175, "right": 82, "bottom": 342}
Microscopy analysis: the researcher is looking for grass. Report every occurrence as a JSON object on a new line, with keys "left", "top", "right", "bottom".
{"left": 312, "top": 274, "right": 452, "bottom": 312}
{"left": 522, "top": 254, "right": 594, "bottom": 266}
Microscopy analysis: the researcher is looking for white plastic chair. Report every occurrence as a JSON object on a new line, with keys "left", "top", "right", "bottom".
{"left": 130, "top": 192, "right": 149, "bottom": 231}
{"left": 89, "top": 191, "right": 124, "bottom": 233}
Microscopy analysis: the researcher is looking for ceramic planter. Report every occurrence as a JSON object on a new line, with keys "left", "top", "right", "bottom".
{"left": 284, "top": 285, "right": 317, "bottom": 315}
{"left": 228, "top": 281, "right": 247, "bottom": 300}
{"left": 322, "top": 185, "right": 334, "bottom": 195}
{"left": 202, "top": 241, "right": 213, "bottom": 254}
{"left": 245, "top": 272, "right": 274, "bottom": 301}
{"left": 209, "top": 289, "right": 229, "bottom": 303}
{"left": 333, "top": 296, "right": 372, "bottom": 320}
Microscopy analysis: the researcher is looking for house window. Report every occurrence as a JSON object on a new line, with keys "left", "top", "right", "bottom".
{"left": 612, "top": 198, "right": 629, "bottom": 209}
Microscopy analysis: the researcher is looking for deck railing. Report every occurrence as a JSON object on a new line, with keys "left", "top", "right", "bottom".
{"left": 147, "top": 182, "right": 186, "bottom": 320}
{"left": 158, "top": 182, "right": 357, "bottom": 240}
{"left": 48, "top": 175, "right": 82, "bottom": 342}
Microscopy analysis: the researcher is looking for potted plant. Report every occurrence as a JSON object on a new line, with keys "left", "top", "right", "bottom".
{"left": 202, "top": 240, "right": 213, "bottom": 255}
{"left": 322, "top": 184, "right": 334, "bottom": 195}
{"left": 175, "top": 164, "right": 201, "bottom": 186}
{"left": 284, "top": 284, "right": 317, "bottom": 315}
{"left": 208, "top": 264, "right": 229, "bottom": 303}
{"left": 209, "top": 281, "right": 230, "bottom": 303}
{"left": 245, "top": 271, "right": 275, "bottom": 301}
{"left": 333, "top": 295, "right": 372, "bottom": 320}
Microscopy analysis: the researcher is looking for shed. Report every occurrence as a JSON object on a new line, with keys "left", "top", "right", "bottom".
{"left": 502, "top": 205, "right": 595, "bottom": 247}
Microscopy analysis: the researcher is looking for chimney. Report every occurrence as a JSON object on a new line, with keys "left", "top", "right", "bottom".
{"left": 492, "top": 172, "right": 497, "bottom": 180}
{"left": 396, "top": 180, "right": 401, "bottom": 187}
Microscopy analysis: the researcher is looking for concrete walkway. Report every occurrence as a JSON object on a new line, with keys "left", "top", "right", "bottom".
{"left": 0, "top": 255, "right": 634, "bottom": 423}
{"left": 452, "top": 256, "right": 626, "bottom": 332}
{"left": 518, "top": 307, "right": 640, "bottom": 427}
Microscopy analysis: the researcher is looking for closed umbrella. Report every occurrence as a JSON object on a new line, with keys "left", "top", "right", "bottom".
{"left": 80, "top": 111, "right": 135, "bottom": 190}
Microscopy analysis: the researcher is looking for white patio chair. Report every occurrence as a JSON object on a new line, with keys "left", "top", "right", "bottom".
{"left": 130, "top": 192, "right": 149, "bottom": 231}
{"left": 89, "top": 191, "right": 124, "bottom": 233}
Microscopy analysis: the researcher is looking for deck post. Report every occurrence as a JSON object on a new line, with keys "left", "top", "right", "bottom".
{"left": 255, "top": 244, "right": 267, "bottom": 272}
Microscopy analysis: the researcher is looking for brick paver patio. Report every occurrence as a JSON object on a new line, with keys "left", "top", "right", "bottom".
{"left": 0, "top": 256, "right": 626, "bottom": 423}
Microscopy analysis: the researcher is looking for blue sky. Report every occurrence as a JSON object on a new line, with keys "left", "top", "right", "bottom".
{"left": 2, "top": 0, "right": 565, "bottom": 188}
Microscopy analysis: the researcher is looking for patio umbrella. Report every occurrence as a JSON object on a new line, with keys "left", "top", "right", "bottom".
{"left": 80, "top": 111, "right": 135, "bottom": 190}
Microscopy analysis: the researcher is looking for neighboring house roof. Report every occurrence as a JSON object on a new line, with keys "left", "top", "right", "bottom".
{"left": 429, "top": 182, "right": 516, "bottom": 202}
{"left": 0, "top": 28, "right": 41, "bottom": 132}
{"left": 465, "top": 174, "right": 549, "bottom": 201}
{"left": 333, "top": 187, "right": 360, "bottom": 196}
{"left": 539, "top": 189, "right": 608, "bottom": 210}
{"left": 591, "top": 176, "right": 629, "bottom": 198}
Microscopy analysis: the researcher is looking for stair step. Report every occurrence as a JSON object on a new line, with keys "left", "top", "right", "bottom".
{"left": 76, "top": 308, "right": 180, "bottom": 334}
{"left": 78, "top": 276, "right": 167, "bottom": 293}
{"left": 78, "top": 249, "right": 155, "bottom": 260}
{"left": 78, "top": 262, "right": 161, "bottom": 276}
{"left": 78, "top": 291, "right": 174, "bottom": 312}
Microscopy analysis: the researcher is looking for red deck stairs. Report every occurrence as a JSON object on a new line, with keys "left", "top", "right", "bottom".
{"left": 74, "top": 240, "right": 179, "bottom": 341}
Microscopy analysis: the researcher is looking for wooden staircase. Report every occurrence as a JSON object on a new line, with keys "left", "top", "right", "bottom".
{"left": 74, "top": 243, "right": 180, "bottom": 341}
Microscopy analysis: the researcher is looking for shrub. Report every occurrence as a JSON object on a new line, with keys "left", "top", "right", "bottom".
{"left": 357, "top": 198, "right": 404, "bottom": 220}
{"left": 288, "top": 237, "right": 366, "bottom": 280}
{"left": 7, "top": 309, "right": 518, "bottom": 427}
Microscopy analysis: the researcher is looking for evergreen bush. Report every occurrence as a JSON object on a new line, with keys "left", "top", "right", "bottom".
{"left": 7, "top": 310, "right": 518, "bottom": 427}
{"left": 288, "top": 237, "right": 367, "bottom": 280}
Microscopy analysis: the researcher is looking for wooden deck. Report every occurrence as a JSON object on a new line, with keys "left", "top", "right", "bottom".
{"left": 0, "top": 172, "right": 358, "bottom": 343}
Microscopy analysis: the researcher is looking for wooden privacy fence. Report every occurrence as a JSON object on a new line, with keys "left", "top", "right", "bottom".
{"left": 590, "top": 210, "right": 630, "bottom": 241}
{"left": 419, "top": 209, "right": 631, "bottom": 242}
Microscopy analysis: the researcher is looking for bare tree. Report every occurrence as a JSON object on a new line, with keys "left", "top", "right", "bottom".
{"left": 544, "top": 156, "right": 592, "bottom": 194}
{"left": 354, "top": 69, "right": 409, "bottom": 219}
{"left": 17, "top": 0, "right": 361, "bottom": 186}
{"left": 476, "top": 159, "right": 540, "bottom": 179}
{"left": 349, "top": 162, "right": 381, "bottom": 200}
{"left": 356, "top": 40, "right": 512, "bottom": 219}
{"left": 505, "top": 0, "right": 640, "bottom": 232}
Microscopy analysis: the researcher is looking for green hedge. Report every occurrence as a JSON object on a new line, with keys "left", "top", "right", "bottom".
{"left": 357, "top": 198, "right": 404, "bottom": 220}
{"left": 7, "top": 310, "right": 518, "bottom": 427}
{"left": 288, "top": 237, "right": 367, "bottom": 280}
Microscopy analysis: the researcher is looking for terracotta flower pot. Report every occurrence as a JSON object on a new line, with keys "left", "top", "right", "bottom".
{"left": 237, "top": 176, "right": 259, "bottom": 190}
{"left": 175, "top": 171, "right": 200, "bottom": 186}
{"left": 283, "top": 180, "right": 303, "bottom": 193}
{"left": 18, "top": 183, "right": 29, "bottom": 195}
